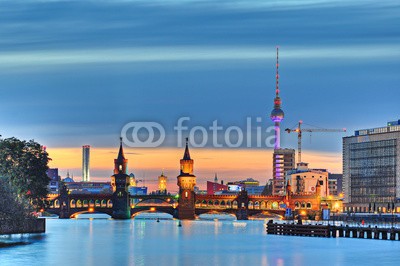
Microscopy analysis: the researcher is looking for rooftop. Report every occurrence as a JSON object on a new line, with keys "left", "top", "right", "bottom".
{"left": 354, "top": 120, "right": 400, "bottom": 136}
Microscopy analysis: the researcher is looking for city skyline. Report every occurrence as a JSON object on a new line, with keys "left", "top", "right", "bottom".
{"left": 0, "top": 0, "right": 398, "bottom": 188}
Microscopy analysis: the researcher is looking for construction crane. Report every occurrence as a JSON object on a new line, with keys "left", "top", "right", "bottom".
{"left": 285, "top": 121, "right": 346, "bottom": 163}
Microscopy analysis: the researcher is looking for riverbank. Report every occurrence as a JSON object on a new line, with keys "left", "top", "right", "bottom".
{"left": 0, "top": 218, "right": 45, "bottom": 235}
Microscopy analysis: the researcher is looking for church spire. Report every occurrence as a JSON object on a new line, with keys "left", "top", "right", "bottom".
{"left": 183, "top": 137, "right": 191, "bottom": 160}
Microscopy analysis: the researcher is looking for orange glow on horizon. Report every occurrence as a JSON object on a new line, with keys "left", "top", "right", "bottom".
{"left": 47, "top": 146, "right": 342, "bottom": 191}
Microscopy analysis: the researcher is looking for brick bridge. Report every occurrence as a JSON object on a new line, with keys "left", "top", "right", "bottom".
{"left": 46, "top": 189, "right": 321, "bottom": 220}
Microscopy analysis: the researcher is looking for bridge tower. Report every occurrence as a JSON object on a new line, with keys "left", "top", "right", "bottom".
{"left": 58, "top": 184, "right": 70, "bottom": 219}
{"left": 111, "top": 138, "right": 131, "bottom": 219}
{"left": 235, "top": 190, "right": 249, "bottom": 220}
{"left": 177, "top": 138, "right": 196, "bottom": 219}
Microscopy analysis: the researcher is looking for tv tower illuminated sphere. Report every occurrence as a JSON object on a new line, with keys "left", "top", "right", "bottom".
{"left": 270, "top": 97, "right": 284, "bottom": 123}
{"left": 270, "top": 47, "right": 284, "bottom": 150}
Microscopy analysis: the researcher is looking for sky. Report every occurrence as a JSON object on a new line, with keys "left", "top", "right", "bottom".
{"left": 0, "top": 0, "right": 399, "bottom": 191}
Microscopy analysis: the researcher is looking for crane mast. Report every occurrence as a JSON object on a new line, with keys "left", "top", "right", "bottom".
{"left": 285, "top": 121, "right": 346, "bottom": 163}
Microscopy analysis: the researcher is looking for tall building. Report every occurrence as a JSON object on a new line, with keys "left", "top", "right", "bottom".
{"left": 343, "top": 120, "right": 400, "bottom": 212}
{"left": 82, "top": 145, "right": 90, "bottom": 182}
{"left": 272, "top": 148, "right": 295, "bottom": 195}
{"left": 269, "top": 47, "right": 295, "bottom": 195}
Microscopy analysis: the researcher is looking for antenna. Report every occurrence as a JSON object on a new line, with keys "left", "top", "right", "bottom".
{"left": 276, "top": 46, "right": 279, "bottom": 97}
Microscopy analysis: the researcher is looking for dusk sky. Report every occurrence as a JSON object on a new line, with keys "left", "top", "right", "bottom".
{"left": 0, "top": 0, "right": 398, "bottom": 191}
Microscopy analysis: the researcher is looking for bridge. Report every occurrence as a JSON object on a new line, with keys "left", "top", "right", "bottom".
{"left": 46, "top": 188, "right": 321, "bottom": 220}
{"left": 45, "top": 138, "right": 323, "bottom": 220}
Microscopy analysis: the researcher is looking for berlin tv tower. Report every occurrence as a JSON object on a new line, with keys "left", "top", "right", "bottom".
{"left": 270, "top": 47, "right": 284, "bottom": 150}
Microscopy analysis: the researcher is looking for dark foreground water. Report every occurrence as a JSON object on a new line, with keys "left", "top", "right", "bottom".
{"left": 1, "top": 218, "right": 400, "bottom": 266}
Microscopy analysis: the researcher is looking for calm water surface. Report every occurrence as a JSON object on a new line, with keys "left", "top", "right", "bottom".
{"left": 1, "top": 218, "right": 400, "bottom": 266}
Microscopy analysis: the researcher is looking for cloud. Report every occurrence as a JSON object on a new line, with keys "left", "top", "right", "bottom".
{"left": 0, "top": 45, "right": 398, "bottom": 68}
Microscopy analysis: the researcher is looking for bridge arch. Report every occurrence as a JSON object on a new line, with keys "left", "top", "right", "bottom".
{"left": 107, "top": 200, "right": 113, "bottom": 208}
{"left": 70, "top": 210, "right": 112, "bottom": 219}
{"left": 101, "top": 199, "right": 107, "bottom": 208}
{"left": 248, "top": 201, "right": 254, "bottom": 210}
{"left": 195, "top": 200, "right": 201, "bottom": 207}
{"left": 254, "top": 201, "right": 260, "bottom": 210}
{"left": 133, "top": 197, "right": 174, "bottom": 208}
{"left": 54, "top": 199, "right": 60, "bottom": 208}
{"left": 70, "top": 199, "right": 76, "bottom": 208}
{"left": 260, "top": 201, "right": 266, "bottom": 210}
{"left": 232, "top": 201, "right": 238, "bottom": 209}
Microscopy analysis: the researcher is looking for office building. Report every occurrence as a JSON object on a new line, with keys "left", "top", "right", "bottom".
{"left": 343, "top": 120, "right": 400, "bottom": 212}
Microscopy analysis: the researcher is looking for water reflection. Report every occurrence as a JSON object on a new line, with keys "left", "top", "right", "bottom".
{"left": 2, "top": 219, "right": 400, "bottom": 266}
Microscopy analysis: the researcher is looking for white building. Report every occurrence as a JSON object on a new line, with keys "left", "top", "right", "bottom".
{"left": 285, "top": 162, "right": 329, "bottom": 197}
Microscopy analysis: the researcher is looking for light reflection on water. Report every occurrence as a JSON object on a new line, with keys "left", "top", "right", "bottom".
{"left": 1, "top": 218, "right": 400, "bottom": 266}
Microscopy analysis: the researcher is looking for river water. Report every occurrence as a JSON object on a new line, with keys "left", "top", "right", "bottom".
{"left": 1, "top": 217, "right": 400, "bottom": 266}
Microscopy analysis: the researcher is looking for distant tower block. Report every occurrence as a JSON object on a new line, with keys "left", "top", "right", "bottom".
{"left": 177, "top": 138, "right": 196, "bottom": 220}
{"left": 82, "top": 145, "right": 90, "bottom": 182}
{"left": 158, "top": 172, "right": 167, "bottom": 194}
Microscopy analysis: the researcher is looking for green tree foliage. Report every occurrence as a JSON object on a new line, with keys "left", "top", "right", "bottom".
{"left": 0, "top": 137, "right": 50, "bottom": 210}
{"left": 0, "top": 177, "right": 33, "bottom": 221}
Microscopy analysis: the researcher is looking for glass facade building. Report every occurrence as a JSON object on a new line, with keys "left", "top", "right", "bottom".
{"left": 343, "top": 120, "right": 400, "bottom": 212}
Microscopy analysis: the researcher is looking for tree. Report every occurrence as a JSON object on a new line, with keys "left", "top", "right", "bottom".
{"left": 0, "top": 176, "right": 33, "bottom": 221}
{"left": 0, "top": 137, "right": 50, "bottom": 210}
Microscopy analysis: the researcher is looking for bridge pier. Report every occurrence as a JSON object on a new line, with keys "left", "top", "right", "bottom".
{"left": 374, "top": 228, "right": 380, "bottom": 239}
{"left": 366, "top": 229, "right": 372, "bottom": 239}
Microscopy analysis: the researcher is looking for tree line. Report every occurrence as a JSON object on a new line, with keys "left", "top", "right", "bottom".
{"left": 0, "top": 137, "right": 50, "bottom": 220}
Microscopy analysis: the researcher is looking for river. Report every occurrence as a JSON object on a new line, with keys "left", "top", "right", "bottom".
{"left": 1, "top": 216, "right": 400, "bottom": 266}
